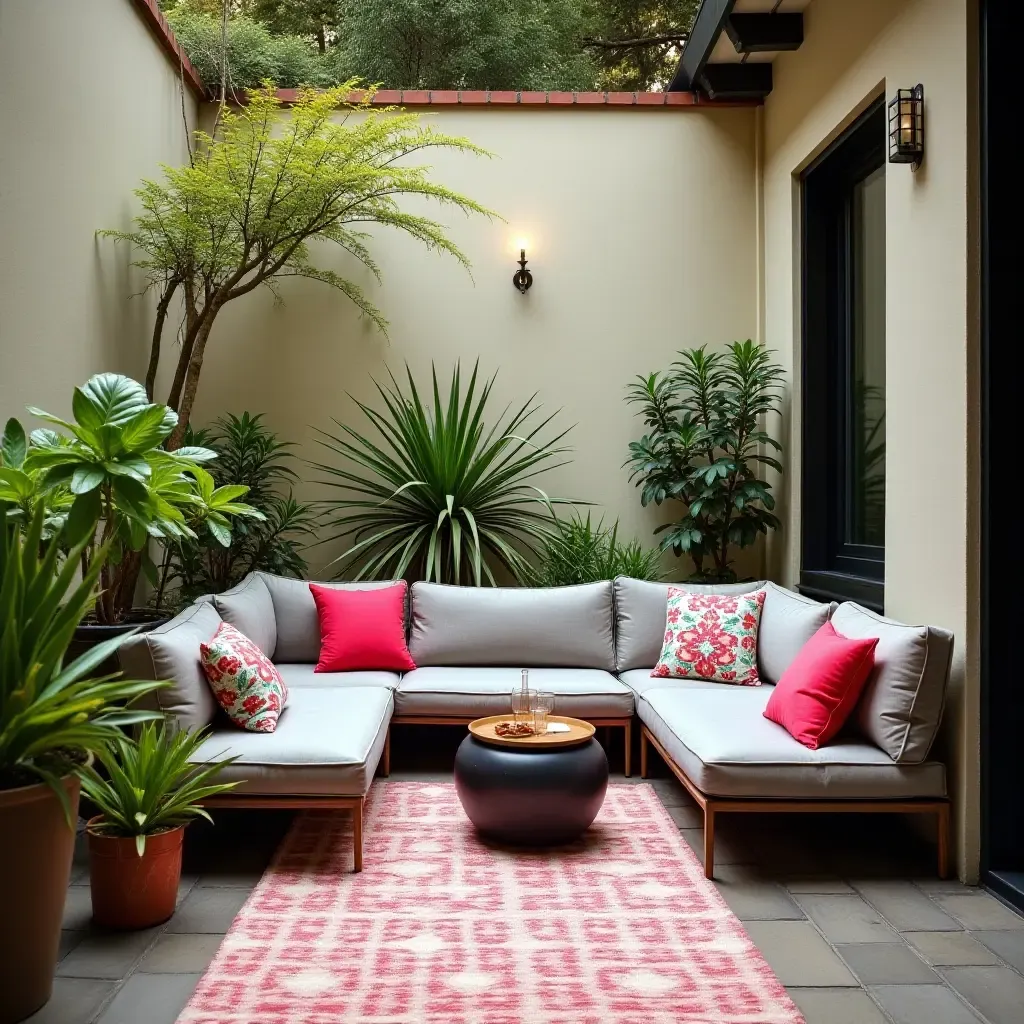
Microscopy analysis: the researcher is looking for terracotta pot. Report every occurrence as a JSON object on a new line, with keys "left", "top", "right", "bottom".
{"left": 0, "top": 775, "right": 80, "bottom": 1024}
{"left": 86, "top": 818, "right": 184, "bottom": 930}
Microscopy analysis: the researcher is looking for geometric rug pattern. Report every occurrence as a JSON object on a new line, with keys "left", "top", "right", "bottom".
{"left": 176, "top": 781, "right": 804, "bottom": 1023}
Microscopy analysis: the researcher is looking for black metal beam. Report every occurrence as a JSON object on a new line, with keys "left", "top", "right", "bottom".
{"left": 725, "top": 13, "right": 804, "bottom": 53}
{"left": 698, "top": 62, "right": 773, "bottom": 100}
{"left": 667, "top": 0, "right": 736, "bottom": 92}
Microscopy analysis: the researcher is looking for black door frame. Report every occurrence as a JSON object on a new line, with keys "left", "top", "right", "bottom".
{"left": 980, "top": 0, "right": 1022, "bottom": 910}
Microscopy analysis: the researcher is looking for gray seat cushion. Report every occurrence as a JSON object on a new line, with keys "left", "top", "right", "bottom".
{"left": 409, "top": 582, "right": 616, "bottom": 670}
{"left": 117, "top": 601, "right": 222, "bottom": 732}
{"left": 638, "top": 688, "right": 946, "bottom": 800}
{"left": 275, "top": 664, "right": 400, "bottom": 691}
{"left": 213, "top": 574, "right": 277, "bottom": 657}
{"left": 614, "top": 576, "right": 766, "bottom": 672}
{"left": 189, "top": 687, "right": 392, "bottom": 798}
{"left": 758, "top": 582, "right": 832, "bottom": 684}
{"left": 618, "top": 668, "right": 727, "bottom": 697}
{"left": 395, "top": 667, "right": 634, "bottom": 718}
{"left": 257, "top": 573, "right": 403, "bottom": 663}
{"left": 831, "top": 603, "right": 953, "bottom": 763}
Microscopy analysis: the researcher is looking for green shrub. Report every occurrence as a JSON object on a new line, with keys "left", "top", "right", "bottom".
{"left": 532, "top": 514, "right": 662, "bottom": 587}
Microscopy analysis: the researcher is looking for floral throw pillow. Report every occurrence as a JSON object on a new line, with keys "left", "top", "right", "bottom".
{"left": 200, "top": 623, "right": 289, "bottom": 732}
{"left": 651, "top": 587, "right": 767, "bottom": 685}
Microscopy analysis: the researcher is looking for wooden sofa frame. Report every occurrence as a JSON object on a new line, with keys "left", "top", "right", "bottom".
{"left": 639, "top": 724, "right": 950, "bottom": 881}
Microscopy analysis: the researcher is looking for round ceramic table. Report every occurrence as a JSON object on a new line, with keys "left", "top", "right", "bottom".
{"left": 453, "top": 715, "right": 609, "bottom": 845}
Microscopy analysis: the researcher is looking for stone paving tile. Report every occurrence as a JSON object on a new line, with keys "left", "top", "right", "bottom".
{"left": 743, "top": 921, "right": 858, "bottom": 987}
{"left": 933, "top": 892, "right": 1024, "bottom": 931}
{"left": 972, "top": 928, "right": 1024, "bottom": 973}
{"left": 904, "top": 930, "right": 1003, "bottom": 967}
{"left": 679, "top": 828, "right": 752, "bottom": 866}
{"left": 940, "top": 965, "right": 1024, "bottom": 1024}
{"left": 58, "top": 930, "right": 85, "bottom": 961}
{"left": 61, "top": 886, "right": 94, "bottom": 931}
{"left": 785, "top": 878, "right": 856, "bottom": 894}
{"left": 194, "top": 868, "right": 264, "bottom": 889}
{"left": 56, "top": 926, "right": 162, "bottom": 980}
{"left": 22, "top": 978, "right": 116, "bottom": 1024}
{"left": 94, "top": 973, "right": 202, "bottom": 1024}
{"left": 138, "top": 933, "right": 224, "bottom": 974}
{"left": 714, "top": 878, "right": 806, "bottom": 921}
{"left": 855, "top": 881, "right": 962, "bottom": 932}
{"left": 836, "top": 942, "right": 939, "bottom": 985}
{"left": 870, "top": 983, "right": 983, "bottom": 1024}
{"left": 914, "top": 877, "right": 978, "bottom": 895}
{"left": 664, "top": 802, "right": 703, "bottom": 828}
{"left": 787, "top": 987, "right": 890, "bottom": 1024}
{"left": 165, "top": 887, "right": 250, "bottom": 934}
{"left": 794, "top": 894, "right": 897, "bottom": 944}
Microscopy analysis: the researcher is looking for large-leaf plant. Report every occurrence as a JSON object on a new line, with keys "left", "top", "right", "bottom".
{"left": 313, "top": 362, "right": 572, "bottom": 585}
{"left": 625, "top": 340, "right": 785, "bottom": 582}
{"left": 0, "top": 502, "right": 165, "bottom": 815}
{"left": 3, "top": 374, "right": 261, "bottom": 625}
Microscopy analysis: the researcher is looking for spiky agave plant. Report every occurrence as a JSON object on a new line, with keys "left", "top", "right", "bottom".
{"left": 313, "top": 362, "right": 574, "bottom": 585}
{"left": 81, "top": 723, "right": 238, "bottom": 856}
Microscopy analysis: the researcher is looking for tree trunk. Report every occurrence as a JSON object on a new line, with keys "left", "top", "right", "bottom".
{"left": 167, "top": 305, "right": 219, "bottom": 450}
{"left": 167, "top": 279, "right": 200, "bottom": 412}
{"left": 146, "top": 278, "right": 179, "bottom": 401}
{"left": 112, "top": 549, "right": 143, "bottom": 620}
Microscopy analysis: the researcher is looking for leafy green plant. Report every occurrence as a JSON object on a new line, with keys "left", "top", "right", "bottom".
{"left": 156, "top": 413, "right": 317, "bottom": 609}
{"left": 531, "top": 513, "right": 662, "bottom": 587}
{"left": 0, "top": 503, "right": 165, "bottom": 814}
{"left": 81, "top": 723, "right": 238, "bottom": 856}
{"left": 16, "top": 375, "right": 259, "bottom": 624}
{"left": 102, "top": 84, "right": 494, "bottom": 449}
{"left": 313, "top": 362, "right": 572, "bottom": 585}
{"left": 625, "top": 340, "right": 785, "bottom": 582}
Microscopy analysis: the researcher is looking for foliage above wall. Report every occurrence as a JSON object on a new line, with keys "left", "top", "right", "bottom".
{"left": 625, "top": 341, "right": 785, "bottom": 583}
{"left": 159, "top": 0, "right": 699, "bottom": 91}
{"left": 312, "top": 362, "right": 573, "bottom": 585}
{"left": 102, "top": 83, "right": 494, "bottom": 450}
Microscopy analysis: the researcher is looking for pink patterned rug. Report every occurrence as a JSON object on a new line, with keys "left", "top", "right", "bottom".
{"left": 176, "top": 782, "right": 804, "bottom": 1024}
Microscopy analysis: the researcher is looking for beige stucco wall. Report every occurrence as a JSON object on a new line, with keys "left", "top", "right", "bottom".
{"left": 0, "top": 0, "right": 198, "bottom": 423}
{"left": 187, "top": 105, "right": 760, "bottom": 578}
{"left": 761, "top": 0, "right": 980, "bottom": 879}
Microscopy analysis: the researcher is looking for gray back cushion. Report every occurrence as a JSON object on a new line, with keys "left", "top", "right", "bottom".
{"left": 259, "top": 574, "right": 402, "bottom": 663}
{"left": 410, "top": 582, "right": 616, "bottom": 669}
{"left": 614, "top": 577, "right": 766, "bottom": 671}
{"left": 758, "top": 582, "right": 832, "bottom": 684}
{"left": 117, "top": 601, "right": 222, "bottom": 732}
{"left": 831, "top": 602, "right": 954, "bottom": 763}
{"left": 213, "top": 573, "right": 277, "bottom": 657}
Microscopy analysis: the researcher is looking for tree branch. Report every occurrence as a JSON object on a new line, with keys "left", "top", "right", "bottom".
{"left": 582, "top": 34, "right": 688, "bottom": 50}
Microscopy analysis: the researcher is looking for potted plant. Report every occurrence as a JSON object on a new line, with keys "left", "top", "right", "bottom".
{"left": 18, "top": 373, "right": 260, "bottom": 652}
{"left": 82, "top": 723, "right": 238, "bottom": 930}
{"left": 625, "top": 340, "right": 786, "bottom": 583}
{"left": 0, "top": 496, "right": 164, "bottom": 1024}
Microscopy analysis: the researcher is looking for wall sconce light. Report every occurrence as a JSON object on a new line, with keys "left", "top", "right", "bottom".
{"left": 888, "top": 84, "right": 924, "bottom": 168}
{"left": 513, "top": 248, "right": 533, "bottom": 294}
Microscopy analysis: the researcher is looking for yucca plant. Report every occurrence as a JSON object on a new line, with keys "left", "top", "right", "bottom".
{"left": 531, "top": 513, "right": 663, "bottom": 587}
{"left": 313, "top": 362, "right": 573, "bottom": 585}
{"left": 82, "top": 723, "right": 238, "bottom": 856}
{"left": 0, "top": 502, "right": 165, "bottom": 813}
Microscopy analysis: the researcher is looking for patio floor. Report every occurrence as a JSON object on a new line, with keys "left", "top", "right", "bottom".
{"left": 38, "top": 730, "right": 1024, "bottom": 1024}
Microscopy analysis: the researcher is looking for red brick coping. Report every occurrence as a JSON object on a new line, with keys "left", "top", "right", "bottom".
{"left": 131, "top": 1, "right": 757, "bottom": 109}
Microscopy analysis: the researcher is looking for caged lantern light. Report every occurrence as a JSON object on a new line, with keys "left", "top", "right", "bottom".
{"left": 888, "top": 84, "right": 924, "bottom": 168}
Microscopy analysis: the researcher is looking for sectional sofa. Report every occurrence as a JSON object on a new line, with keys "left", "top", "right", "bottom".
{"left": 118, "top": 572, "right": 953, "bottom": 878}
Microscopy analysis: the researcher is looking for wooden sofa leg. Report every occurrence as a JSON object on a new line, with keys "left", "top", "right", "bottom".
{"left": 704, "top": 806, "right": 716, "bottom": 880}
{"left": 353, "top": 799, "right": 364, "bottom": 873}
{"left": 381, "top": 727, "right": 391, "bottom": 778}
{"left": 937, "top": 803, "right": 950, "bottom": 879}
{"left": 640, "top": 727, "right": 648, "bottom": 779}
{"left": 624, "top": 720, "right": 632, "bottom": 778}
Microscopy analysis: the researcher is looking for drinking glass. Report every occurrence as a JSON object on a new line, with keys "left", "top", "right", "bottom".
{"left": 533, "top": 692, "right": 555, "bottom": 734}
{"left": 511, "top": 688, "right": 538, "bottom": 729}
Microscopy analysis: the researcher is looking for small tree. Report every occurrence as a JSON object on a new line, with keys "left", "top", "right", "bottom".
{"left": 102, "top": 83, "right": 494, "bottom": 449}
{"left": 625, "top": 341, "right": 785, "bottom": 582}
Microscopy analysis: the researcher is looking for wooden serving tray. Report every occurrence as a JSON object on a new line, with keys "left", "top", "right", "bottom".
{"left": 468, "top": 714, "right": 596, "bottom": 749}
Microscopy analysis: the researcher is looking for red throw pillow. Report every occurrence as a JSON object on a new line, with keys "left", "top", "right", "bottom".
{"left": 310, "top": 582, "right": 415, "bottom": 673}
{"left": 200, "top": 623, "right": 288, "bottom": 732}
{"left": 763, "top": 620, "right": 878, "bottom": 749}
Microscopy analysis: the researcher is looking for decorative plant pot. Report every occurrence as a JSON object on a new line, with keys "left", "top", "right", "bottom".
{"left": 0, "top": 775, "right": 80, "bottom": 1024}
{"left": 68, "top": 612, "right": 169, "bottom": 677}
{"left": 86, "top": 818, "right": 185, "bottom": 930}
